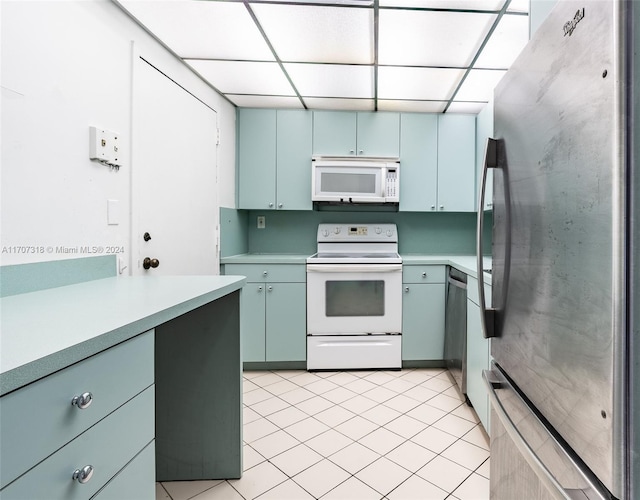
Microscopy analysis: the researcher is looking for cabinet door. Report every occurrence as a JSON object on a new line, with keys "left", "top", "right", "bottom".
{"left": 466, "top": 298, "right": 490, "bottom": 433}
{"left": 238, "top": 109, "right": 276, "bottom": 210}
{"left": 402, "top": 283, "right": 445, "bottom": 360}
{"left": 266, "top": 283, "right": 306, "bottom": 362}
{"left": 241, "top": 284, "right": 266, "bottom": 362}
{"left": 476, "top": 102, "right": 494, "bottom": 211}
{"left": 312, "top": 111, "right": 357, "bottom": 156}
{"left": 356, "top": 112, "right": 400, "bottom": 157}
{"left": 276, "top": 110, "right": 313, "bottom": 210}
{"left": 437, "top": 114, "right": 476, "bottom": 212}
{"left": 399, "top": 113, "right": 438, "bottom": 212}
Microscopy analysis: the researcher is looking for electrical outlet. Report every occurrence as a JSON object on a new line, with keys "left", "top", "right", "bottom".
{"left": 257, "top": 216, "right": 266, "bottom": 229}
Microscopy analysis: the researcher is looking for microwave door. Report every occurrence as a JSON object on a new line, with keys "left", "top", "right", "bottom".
{"left": 313, "top": 167, "right": 383, "bottom": 202}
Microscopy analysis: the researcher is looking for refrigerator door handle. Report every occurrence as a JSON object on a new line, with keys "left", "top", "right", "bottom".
{"left": 483, "top": 369, "right": 609, "bottom": 500}
{"left": 476, "top": 137, "right": 497, "bottom": 338}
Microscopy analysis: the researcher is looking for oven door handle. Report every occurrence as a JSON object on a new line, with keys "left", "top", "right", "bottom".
{"left": 306, "top": 264, "right": 402, "bottom": 273}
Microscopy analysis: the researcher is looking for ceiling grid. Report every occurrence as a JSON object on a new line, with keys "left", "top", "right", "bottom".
{"left": 117, "top": 0, "right": 530, "bottom": 113}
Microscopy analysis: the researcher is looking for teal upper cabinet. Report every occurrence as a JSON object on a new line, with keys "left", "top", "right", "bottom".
{"left": 436, "top": 114, "right": 476, "bottom": 212}
{"left": 276, "top": 110, "right": 313, "bottom": 210}
{"left": 312, "top": 111, "right": 400, "bottom": 157}
{"left": 476, "top": 102, "right": 494, "bottom": 211}
{"left": 238, "top": 109, "right": 276, "bottom": 210}
{"left": 238, "top": 108, "right": 312, "bottom": 210}
{"left": 399, "top": 114, "right": 438, "bottom": 212}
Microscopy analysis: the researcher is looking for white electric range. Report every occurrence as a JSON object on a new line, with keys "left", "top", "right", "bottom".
{"left": 306, "top": 223, "right": 402, "bottom": 370}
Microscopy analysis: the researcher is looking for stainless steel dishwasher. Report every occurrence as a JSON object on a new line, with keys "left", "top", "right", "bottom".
{"left": 444, "top": 267, "right": 468, "bottom": 401}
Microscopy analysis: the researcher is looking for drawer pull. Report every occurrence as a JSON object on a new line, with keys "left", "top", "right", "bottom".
{"left": 72, "top": 465, "right": 94, "bottom": 484}
{"left": 71, "top": 392, "right": 93, "bottom": 410}
{"left": 422, "top": 272, "right": 427, "bottom": 278}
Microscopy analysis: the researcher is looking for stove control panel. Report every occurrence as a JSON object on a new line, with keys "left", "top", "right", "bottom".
{"left": 317, "top": 224, "right": 397, "bottom": 242}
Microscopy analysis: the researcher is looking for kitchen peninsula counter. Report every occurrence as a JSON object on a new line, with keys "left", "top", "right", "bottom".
{"left": 0, "top": 274, "right": 246, "bottom": 493}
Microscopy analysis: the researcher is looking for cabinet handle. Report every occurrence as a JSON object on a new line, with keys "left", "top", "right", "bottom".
{"left": 404, "top": 286, "right": 410, "bottom": 292}
{"left": 439, "top": 205, "right": 444, "bottom": 210}
{"left": 278, "top": 203, "right": 283, "bottom": 209}
{"left": 431, "top": 205, "right": 436, "bottom": 210}
{"left": 72, "top": 465, "right": 94, "bottom": 484}
{"left": 71, "top": 392, "right": 93, "bottom": 410}
{"left": 349, "top": 149, "right": 355, "bottom": 155}
{"left": 263, "top": 270, "right": 268, "bottom": 276}
{"left": 359, "top": 150, "right": 363, "bottom": 155}
{"left": 422, "top": 272, "right": 427, "bottom": 278}
{"left": 268, "top": 202, "right": 274, "bottom": 208}
{"left": 258, "top": 286, "right": 263, "bottom": 292}
{"left": 267, "top": 286, "right": 273, "bottom": 292}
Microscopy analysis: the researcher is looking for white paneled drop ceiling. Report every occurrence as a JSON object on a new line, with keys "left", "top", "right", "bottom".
{"left": 117, "top": 0, "right": 529, "bottom": 113}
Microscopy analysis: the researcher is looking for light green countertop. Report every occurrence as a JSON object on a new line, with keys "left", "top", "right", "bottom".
{"left": 221, "top": 254, "right": 310, "bottom": 265}
{"left": 0, "top": 275, "right": 246, "bottom": 395}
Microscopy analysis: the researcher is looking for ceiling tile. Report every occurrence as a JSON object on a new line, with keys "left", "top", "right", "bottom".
{"left": 303, "top": 98, "right": 375, "bottom": 111}
{"left": 447, "top": 102, "right": 488, "bottom": 113}
{"left": 186, "top": 60, "right": 295, "bottom": 96}
{"left": 379, "top": 0, "right": 504, "bottom": 9}
{"left": 378, "top": 9, "right": 497, "bottom": 67}
{"left": 285, "top": 63, "right": 374, "bottom": 98}
{"left": 226, "top": 95, "right": 304, "bottom": 108}
{"left": 454, "top": 69, "right": 506, "bottom": 101}
{"left": 378, "top": 66, "right": 465, "bottom": 100}
{"left": 119, "top": 0, "right": 274, "bottom": 61}
{"left": 378, "top": 100, "right": 447, "bottom": 113}
{"left": 251, "top": 3, "right": 374, "bottom": 64}
{"left": 474, "top": 14, "right": 529, "bottom": 68}
{"left": 507, "top": 0, "right": 529, "bottom": 13}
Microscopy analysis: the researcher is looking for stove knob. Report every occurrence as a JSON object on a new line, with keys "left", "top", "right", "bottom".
{"left": 322, "top": 229, "right": 329, "bottom": 237}
{"left": 375, "top": 227, "right": 382, "bottom": 234}
{"left": 334, "top": 227, "right": 341, "bottom": 234}
{"left": 386, "top": 229, "right": 393, "bottom": 237}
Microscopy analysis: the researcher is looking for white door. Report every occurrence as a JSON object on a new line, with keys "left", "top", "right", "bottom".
{"left": 132, "top": 56, "right": 218, "bottom": 276}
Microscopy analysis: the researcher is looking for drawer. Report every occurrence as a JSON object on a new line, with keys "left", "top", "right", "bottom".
{"left": 402, "top": 265, "right": 446, "bottom": 284}
{"left": 0, "top": 331, "right": 154, "bottom": 488}
{"left": 0, "top": 386, "right": 154, "bottom": 500}
{"left": 467, "top": 275, "right": 492, "bottom": 307}
{"left": 224, "top": 264, "right": 306, "bottom": 282}
{"left": 92, "top": 441, "right": 155, "bottom": 500}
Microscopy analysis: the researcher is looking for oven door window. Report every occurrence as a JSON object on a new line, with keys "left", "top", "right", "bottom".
{"left": 325, "top": 280, "right": 385, "bottom": 316}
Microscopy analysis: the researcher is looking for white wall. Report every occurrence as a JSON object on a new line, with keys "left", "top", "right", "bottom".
{"left": 1, "top": 0, "right": 237, "bottom": 267}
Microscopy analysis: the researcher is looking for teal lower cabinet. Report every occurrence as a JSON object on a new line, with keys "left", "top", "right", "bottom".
{"left": 466, "top": 275, "right": 491, "bottom": 434}
{"left": 224, "top": 264, "right": 306, "bottom": 364}
{"left": 401, "top": 265, "right": 446, "bottom": 362}
{"left": 0, "top": 332, "right": 155, "bottom": 500}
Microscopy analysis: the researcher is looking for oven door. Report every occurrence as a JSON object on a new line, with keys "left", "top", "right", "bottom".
{"left": 307, "top": 263, "right": 402, "bottom": 335}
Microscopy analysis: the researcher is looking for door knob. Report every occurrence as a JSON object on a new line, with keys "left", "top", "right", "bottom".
{"left": 143, "top": 257, "right": 160, "bottom": 270}
{"left": 143, "top": 232, "right": 151, "bottom": 242}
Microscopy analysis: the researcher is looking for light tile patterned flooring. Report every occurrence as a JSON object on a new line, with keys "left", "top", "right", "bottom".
{"left": 156, "top": 368, "right": 490, "bottom": 500}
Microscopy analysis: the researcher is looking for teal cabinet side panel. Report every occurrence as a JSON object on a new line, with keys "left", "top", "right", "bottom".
{"left": 356, "top": 112, "right": 400, "bottom": 157}
{"left": 312, "top": 111, "right": 357, "bottom": 156}
{"left": 437, "top": 114, "right": 476, "bottom": 212}
{"left": 276, "top": 110, "right": 313, "bottom": 210}
{"left": 241, "top": 284, "right": 266, "bottom": 362}
{"left": 219, "top": 208, "right": 249, "bottom": 257}
{"left": 399, "top": 113, "right": 438, "bottom": 212}
{"left": 266, "top": 283, "right": 306, "bottom": 362}
{"left": 402, "top": 283, "right": 445, "bottom": 360}
{"left": 238, "top": 109, "right": 276, "bottom": 210}
{"left": 0, "top": 256, "right": 116, "bottom": 297}
{"left": 466, "top": 298, "right": 490, "bottom": 433}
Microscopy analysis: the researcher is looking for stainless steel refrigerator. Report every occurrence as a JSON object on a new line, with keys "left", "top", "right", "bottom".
{"left": 476, "top": 1, "right": 639, "bottom": 499}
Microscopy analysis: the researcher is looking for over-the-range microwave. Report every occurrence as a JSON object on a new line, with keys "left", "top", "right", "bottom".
{"left": 311, "top": 156, "right": 400, "bottom": 204}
